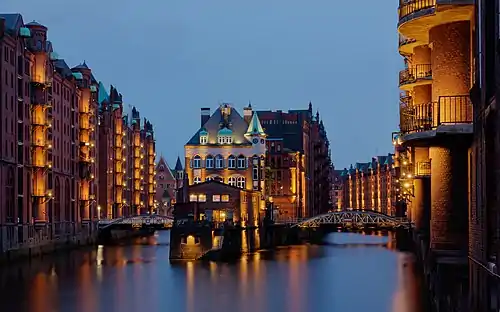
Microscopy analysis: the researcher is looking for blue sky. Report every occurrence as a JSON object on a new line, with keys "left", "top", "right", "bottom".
{"left": 3, "top": 0, "right": 401, "bottom": 169}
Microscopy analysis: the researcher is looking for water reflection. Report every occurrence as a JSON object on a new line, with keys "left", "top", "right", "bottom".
{"left": 0, "top": 231, "right": 425, "bottom": 312}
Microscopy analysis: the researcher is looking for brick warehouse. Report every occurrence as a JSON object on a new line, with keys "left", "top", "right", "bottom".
{"left": 0, "top": 14, "right": 156, "bottom": 258}
{"left": 468, "top": 0, "right": 500, "bottom": 310}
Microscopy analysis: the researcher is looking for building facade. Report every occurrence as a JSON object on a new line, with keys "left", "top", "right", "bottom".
{"left": 0, "top": 14, "right": 156, "bottom": 256}
{"left": 97, "top": 90, "right": 156, "bottom": 219}
{"left": 469, "top": 0, "right": 500, "bottom": 310}
{"left": 337, "top": 155, "right": 395, "bottom": 215}
{"left": 257, "top": 103, "right": 331, "bottom": 220}
{"left": 183, "top": 104, "right": 267, "bottom": 225}
{"left": 155, "top": 156, "right": 184, "bottom": 216}
{"left": 395, "top": 0, "right": 474, "bottom": 309}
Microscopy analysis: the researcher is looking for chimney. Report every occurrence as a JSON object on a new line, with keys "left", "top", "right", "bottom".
{"left": 201, "top": 108, "right": 210, "bottom": 127}
{"left": 243, "top": 106, "right": 253, "bottom": 124}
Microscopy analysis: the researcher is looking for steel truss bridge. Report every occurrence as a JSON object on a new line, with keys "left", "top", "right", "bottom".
{"left": 98, "top": 215, "right": 174, "bottom": 230}
{"left": 291, "top": 210, "right": 410, "bottom": 229}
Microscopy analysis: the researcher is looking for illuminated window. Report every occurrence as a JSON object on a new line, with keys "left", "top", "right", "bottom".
{"left": 212, "top": 195, "right": 221, "bottom": 202}
{"left": 200, "top": 135, "right": 208, "bottom": 144}
{"left": 193, "top": 176, "right": 201, "bottom": 184}
{"left": 215, "top": 155, "right": 224, "bottom": 168}
{"left": 192, "top": 155, "right": 201, "bottom": 168}
{"left": 198, "top": 194, "right": 206, "bottom": 202}
{"left": 206, "top": 155, "right": 214, "bottom": 168}
{"left": 237, "top": 176, "right": 246, "bottom": 189}
{"left": 221, "top": 195, "right": 229, "bottom": 202}
{"left": 228, "top": 155, "right": 236, "bottom": 168}
{"left": 228, "top": 176, "right": 237, "bottom": 186}
{"left": 237, "top": 155, "right": 246, "bottom": 168}
{"left": 189, "top": 194, "right": 198, "bottom": 202}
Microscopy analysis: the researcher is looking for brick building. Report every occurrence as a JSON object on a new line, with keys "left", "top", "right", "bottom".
{"left": 155, "top": 156, "right": 184, "bottom": 216}
{"left": 257, "top": 103, "right": 331, "bottom": 220}
{"left": 183, "top": 103, "right": 268, "bottom": 224}
{"left": 469, "top": 0, "right": 500, "bottom": 310}
{"left": 0, "top": 14, "right": 156, "bottom": 256}
{"left": 337, "top": 154, "right": 395, "bottom": 215}
{"left": 176, "top": 180, "right": 261, "bottom": 227}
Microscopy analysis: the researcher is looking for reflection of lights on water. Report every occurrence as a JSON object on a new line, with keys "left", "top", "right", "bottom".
{"left": 96, "top": 245, "right": 104, "bottom": 281}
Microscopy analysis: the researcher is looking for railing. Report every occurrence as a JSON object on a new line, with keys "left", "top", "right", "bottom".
{"left": 398, "top": 0, "right": 436, "bottom": 21}
{"left": 399, "top": 64, "right": 432, "bottom": 86}
{"left": 399, "top": 95, "right": 472, "bottom": 134}
{"left": 399, "top": 34, "right": 417, "bottom": 47}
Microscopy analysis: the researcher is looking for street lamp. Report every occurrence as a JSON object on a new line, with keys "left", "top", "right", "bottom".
{"left": 97, "top": 205, "right": 101, "bottom": 220}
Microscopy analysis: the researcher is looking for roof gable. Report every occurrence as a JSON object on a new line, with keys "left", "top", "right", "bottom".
{"left": 185, "top": 105, "right": 251, "bottom": 146}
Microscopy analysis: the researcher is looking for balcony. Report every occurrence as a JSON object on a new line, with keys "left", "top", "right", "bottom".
{"left": 398, "top": 35, "right": 418, "bottom": 55}
{"left": 399, "top": 95, "right": 472, "bottom": 136}
{"left": 415, "top": 161, "right": 431, "bottom": 176}
{"left": 398, "top": 0, "right": 436, "bottom": 25}
{"left": 399, "top": 64, "right": 432, "bottom": 89}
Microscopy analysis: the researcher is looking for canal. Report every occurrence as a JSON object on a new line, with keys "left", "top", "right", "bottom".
{"left": 0, "top": 231, "right": 427, "bottom": 312}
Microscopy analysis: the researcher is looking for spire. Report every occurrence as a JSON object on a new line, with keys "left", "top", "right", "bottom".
{"left": 174, "top": 156, "right": 183, "bottom": 171}
{"left": 245, "top": 112, "right": 266, "bottom": 137}
{"left": 248, "top": 101, "right": 252, "bottom": 108}
{"left": 308, "top": 101, "right": 312, "bottom": 112}
{"left": 97, "top": 81, "right": 109, "bottom": 105}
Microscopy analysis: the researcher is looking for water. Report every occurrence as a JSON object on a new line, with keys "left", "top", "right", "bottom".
{"left": 0, "top": 231, "right": 425, "bottom": 312}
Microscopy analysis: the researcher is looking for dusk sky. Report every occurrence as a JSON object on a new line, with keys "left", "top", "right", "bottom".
{"left": 3, "top": 0, "right": 401, "bottom": 169}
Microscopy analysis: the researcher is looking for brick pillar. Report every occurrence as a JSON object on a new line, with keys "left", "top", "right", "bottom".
{"left": 430, "top": 21, "right": 471, "bottom": 121}
{"left": 429, "top": 142, "right": 469, "bottom": 250}
{"left": 412, "top": 147, "right": 430, "bottom": 233}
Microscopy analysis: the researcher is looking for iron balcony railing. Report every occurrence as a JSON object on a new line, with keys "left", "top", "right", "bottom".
{"left": 399, "top": 95, "right": 472, "bottom": 134}
{"left": 398, "top": 0, "right": 436, "bottom": 22}
{"left": 399, "top": 64, "right": 432, "bottom": 86}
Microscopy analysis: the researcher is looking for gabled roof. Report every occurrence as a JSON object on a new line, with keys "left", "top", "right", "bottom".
{"left": 245, "top": 112, "right": 266, "bottom": 137}
{"left": 185, "top": 105, "right": 251, "bottom": 146}
{"left": 0, "top": 14, "right": 23, "bottom": 34}
{"left": 156, "top": 156, "right": 176, "bottom": 180}
{"left": 54, "top": 59, "right": 73, "bottom": 78}
{"left": 25, "top": 21, "right": 46, "bottom": 28}
{"left": 72, "top": 61, "right": 89, "bottom": 70}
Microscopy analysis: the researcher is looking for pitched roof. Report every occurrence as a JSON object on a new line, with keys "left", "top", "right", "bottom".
{"left": 174, "top": 156, "right": 183, "bottom": 171}
{"left": 156, "top": 156, "right": 176, "bottom": 180}
{"left": 98, "top": 82, "right": 109, "bottom": 105}
{"left": 245, "top": 112, "right": 266, "bottom": 137}
{"left": 54, "top": 59, "right": 73, "bottom": 78}
{"left": 0, "top": 14, "right": 23, "bottom": 33}
{"left": 185, "top": 104, "right": 251, "bottom": 146}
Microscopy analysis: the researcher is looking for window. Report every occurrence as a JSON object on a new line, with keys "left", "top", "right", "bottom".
{"left": 215, "top": 155, "right": 224, "bottom": 168}
{"left": 228, "top": 176, "right": 237, "bottom": 187}
{"left": 189, "top": 194, "right": 198, "bottom": 202}
{"left": 192, "top": 155, "right": 201, "bottom": 168}
{"left": 253, "top": 167, "right": 259, "bottom": 180}
{"left": 158, "top": 174, "right": 164, "bottom": 180}
{"left": 228, "top": 155, "right": 236, "bottom": 168}
{"left": 198, "top": 194, "right": 207, "bottom": 202}
{"left": 237, "top": 155, "right": 246, "bottom": 168}
{"left": 237, "top": 176, "right": 246, "bottom": 189}
{"left": 221, "top": 195, "right": 229, "bottom": 202}
{"left": 206, "top": 175, "right": 222, "bottom": 182}
{"left": 200, "top": 135, "right": 208, "bottom": 144}
{"left": 206, "top": 155, "right": 214, "bottom": 168}
{"left": 218, "top": 136, "right": 233, "bottom": 144}
{"left": 212, "top": 195, "right": 221, "bottom": 202}
{"left": 193, "top": 176, "right": 201, "bottom": 184}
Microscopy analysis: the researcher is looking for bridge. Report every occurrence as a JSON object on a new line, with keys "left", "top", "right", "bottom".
{"left": 290, "top": 210, "right": 410, "bottom": 229}
{"left": 98, "top": 215, "right": 174, "bottom": 230}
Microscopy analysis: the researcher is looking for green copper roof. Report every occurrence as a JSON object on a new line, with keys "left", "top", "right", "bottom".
{"left": 245, "top": 112, "right": 265, "bottom": 136}
{"left": 72, "top": 72, "right": 83, "bottom": 80}
{"left": 19, "top": 27, "right": 31, "bottom": 37}
{"left": 199, "top": 128, "right": 208, "bottom": 135}
{"left": 49, "top": 52, "right": 59, "bottom": 61}
{"left": 218, "top": 127, "right": 232, "bottom": 135}
{"left": 90, "top": 85, "right": 97, "bottom": 93}
{"left": 112, "top": 103, "right": 120, "bottom": 110}
{"left": 98, "top": 82, "right": 109, "bottom": 105}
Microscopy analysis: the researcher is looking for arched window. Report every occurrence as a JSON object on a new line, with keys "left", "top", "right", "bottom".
{"left": 158, "top": 165, "right": 165, "bottom": 171}
{"left": 215, "top": 155, "right": 224, "bottom": 169}
{"left": 228, "top": 176, "right": 237, "bottom": 187}
{"left": 206, "top": 155, "right": 214, "bottom": 168}
{"left": 192, "top": 155, "right": 201, "bottom": 168}
{"left": 237, "top": 176, "right": 246, "bottom": 189}
{"left": 228, "top": 155, "right": 236, "bottom": 169}
{"left": 193, "top": 176, "right": 201, "bottom": 184}
{"left": 237, "top": 155, "right": 246, "bottom": 169}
